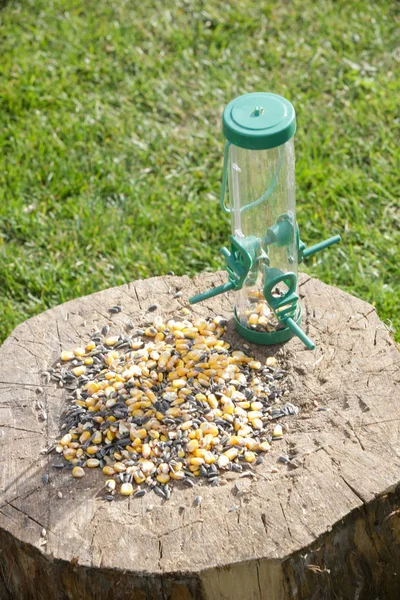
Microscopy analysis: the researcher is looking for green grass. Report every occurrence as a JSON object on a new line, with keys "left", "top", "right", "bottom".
{"left": 0, "top": 0, "right": 399, "bottom": 342}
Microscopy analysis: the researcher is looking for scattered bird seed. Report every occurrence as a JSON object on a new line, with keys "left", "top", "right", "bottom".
{"left": 57, "top": 491, "right": 63, "bottom": 499}
{"left": 41, "top": 528, "right": 47, "bottom": 537}
{"left": 48, "top": 312, "right": 298, "bottom": 500}
{"left": 239, "top": 471, "right": 255, "bottom": 479}
{"left": 193, "top": 495, "right": 202, "bottom": 507}
{"left": 108, "top": 306, "right": 122, "bottom": 314}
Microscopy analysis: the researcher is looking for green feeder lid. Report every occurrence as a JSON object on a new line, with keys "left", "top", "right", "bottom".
{"left": 222, "top": 92, "right": 296, "bottom": 150}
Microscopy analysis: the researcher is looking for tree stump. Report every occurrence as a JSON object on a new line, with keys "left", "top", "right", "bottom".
{"left": 0, "top": 273, "right": 399, "bottom": 600}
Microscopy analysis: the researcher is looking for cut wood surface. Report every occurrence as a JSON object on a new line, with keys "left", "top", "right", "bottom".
{"left": 0, "top": 272, "right": 399, "bottom": 600}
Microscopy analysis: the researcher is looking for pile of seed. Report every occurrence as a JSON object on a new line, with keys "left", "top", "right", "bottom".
{"left": 47, "top": 312, "right": 298, "bottom": 501}
{"left": 244, "top": 293, "right": 282, "bottom": 333}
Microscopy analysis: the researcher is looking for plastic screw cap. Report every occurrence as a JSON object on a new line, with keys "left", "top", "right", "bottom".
{"left": 222, "top": 92, "right": 296, "bottom": 150}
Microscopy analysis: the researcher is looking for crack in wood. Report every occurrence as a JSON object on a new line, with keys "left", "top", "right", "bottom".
{"left": 131, "top": 284, "right": 143, "bottom": 310}
{"left": 338, "top": 474, "right": 366, "bottom": 504}
{"left": 256, "top": 561, "right": 263, "bottom": 600}
{"left": 0, "top": 424, "right": 43, "bottom": 435}
{"left": 158, "top": 519, "right": 204, "bottom": 539}
{"left": 260, "top": 513, "right": 268, "bottom": 536}
{"left": 2, "top": 501, "right": 47, "bottom": 531}
{"left": 278, "top": 497, "right": 294, "bottom": 544}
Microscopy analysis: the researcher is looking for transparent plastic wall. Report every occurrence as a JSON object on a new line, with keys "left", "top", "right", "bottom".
{"left": 227, "top": 138, "right": 297, "bottom": 333}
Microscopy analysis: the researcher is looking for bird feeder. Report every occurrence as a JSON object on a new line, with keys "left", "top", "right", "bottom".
{"left": 190, "top": 92, "right": 341, "bottom": 350}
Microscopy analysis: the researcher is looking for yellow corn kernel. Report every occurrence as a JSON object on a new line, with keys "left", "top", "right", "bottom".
{"left": 170, "top": 470, "right": 185, "bottom": 480}
{"left": 141, "top": 443, "right": 151, "bottom": 458}
{"left": 105, "top": 479, "right": 116, "bottom": 491}
{"left": 86, "top": 445, "right": 99, "bottom": 455}
{"left": 140, "top": 460, "right": 155, "bottom": 475}
{"left": 73, "top": 347, "right": 86, "bottom": 357}
{"left": 223, "top": 400, "right": 234, "bottom": 414}
{"left": 79, "top": 431, "right": 91, "bottom": 444}
{"left": 204, "top": 451, "right": 216, "bottom": 464}
{"left": 170, "top": 461, "right": 182, "bottom": 472}
{"left": 229, "top": 436, "right": 243, "bottom": 446}
{"left": 248, "top": 314, "right": 259, "bottom": 325}
{"left": 172, "top": 378, "right": 186, "bottom": 389}
{"left": 190, "top": 457, "right": 205, "bottom": 466}
{"left": 61, "top": 350, "right": 75, "bottom": 361}
{"left": 259, "top": 441, "right": 271, "bottom": 451}
{"left": 133, "top": 471, "right": 146, "bottom": 484}
{"left": 60, "top": 433, "right": 72, "bottom": 446}
{"left": 156, "top": 473, "right": 170, "bottom": 484}
{"left": 251, "top": 401, "right": 263, "bottom": 411}
{"left": 248, "top": 411, "right": 263, "bottom": 420}
{"left": 114, "top": 462, "right": 126, "bottom": 473}
{"left": 86, "top": 458, "right": 100, "bottom": 468}
{"left": 207, "top": 395, "right": 219, "bottom": 409}
{"left": 72, "top": 466, "right": 85, "bottom": 478}
{"left": 63, "top": 448, "right": 76, "bottom": 460}
{"left": 180, "top": 420, "right": 193, "bottom": 431}
{"left": 244, "top": 451, "right": 256, "bottom": 463}
{"left": 224, "top": 448, "right": 238, "bottom": 460}
{"left": 120, "top": 483, "right": 134, "bottom": 496}
{"left": 92, "top": 431, "right": 102, "bottom": 444}
{"left": 237, "top": 401, "right": 251, "bottom": 410}
{"left": 72, "top": 366, "right": 86, "bottom": 377}
{"left": 103, "top": 465, "right": 115, "bottom": 476}
{"left": 194, "top": 448, "right": 206, "bottom": 459}
{"left": 245, "top": 438, "right": 259, "bottom": 451}
{"left": 249, "top": 360, "right": 262, "bottom": 370}
{"left": 187, "top": 439, "right": 199, "bottom": 453}
{"left": 200, "top": 423, "right": 218, "bottom": 436}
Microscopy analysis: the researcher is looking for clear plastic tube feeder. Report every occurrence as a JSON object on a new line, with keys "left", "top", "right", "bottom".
{"left": 190, "top": 92, "right": 341, "bottom": 350}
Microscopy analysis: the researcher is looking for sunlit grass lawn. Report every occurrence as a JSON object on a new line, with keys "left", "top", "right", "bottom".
{"left": 0, "top": 0, "right": 398, "bottom": 342}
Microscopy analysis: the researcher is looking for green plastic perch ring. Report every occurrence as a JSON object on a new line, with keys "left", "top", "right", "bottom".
{"left": 233, "top": 304, "right": 303, "bottom": 345}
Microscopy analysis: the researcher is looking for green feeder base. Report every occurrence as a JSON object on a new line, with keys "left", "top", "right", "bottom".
{"left": 234, "top": 304, "right": 303, "bottom": 345}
